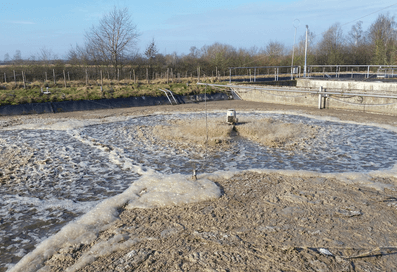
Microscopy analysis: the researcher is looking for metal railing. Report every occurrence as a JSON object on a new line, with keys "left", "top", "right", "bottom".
{"left": 197, "top": 83, "right": 397, "bottom": 100}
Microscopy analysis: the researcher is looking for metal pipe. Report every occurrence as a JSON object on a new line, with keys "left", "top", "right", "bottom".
{"left": 318, "top": 86, "right": 323, "bottom": 109}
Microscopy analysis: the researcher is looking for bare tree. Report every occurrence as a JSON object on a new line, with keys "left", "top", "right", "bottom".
{"left": 38, "top": 47, "right": 56, "bottom": 65}
{"left": 264, "top": 41, "right": 285, "bottom": 58}
{"left": 368, "top": 14, "right": 397, "bottom": 64}
{"left": 348, "top": 21, "right": 364, "bottom": 46}
{"left": 145, "top": 39, "right": 158, "bottom": 79}
{"left": 189, "top": 46, "right": 199, "bottom": 58}
{"left": 85, "top": 6, "right": 138, "bottom": 75}
{"left": 13, "top": 50, "right": 22, "bottom": 64}
{"left": 317, "top": 23, "right": 344, "bottom": 64}
{"left": 201, "top": 43, "right": 236, "bottom": 71}
{"left": 145, "top": 39, "right": 158, "bottom": 60}
{"left": 3, "top": 53, "right": 10, "bottom": 63}
{"left": 345, "top": 21, "right": 370, "bottom": 64}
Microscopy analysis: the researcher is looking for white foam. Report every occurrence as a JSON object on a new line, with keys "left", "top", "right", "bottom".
{"left": 8, "top": 172, "right": 220, "bottom": 272}
{"left": 1, "top": 115, "right": 136, "bottom": 131}
{"left": 3, "top": 109, "right": 397, "bottom": 271}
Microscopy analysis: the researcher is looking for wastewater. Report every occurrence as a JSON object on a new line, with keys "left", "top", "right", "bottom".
{"left": 1, "top": 111, "right": 397, "bottom": 271}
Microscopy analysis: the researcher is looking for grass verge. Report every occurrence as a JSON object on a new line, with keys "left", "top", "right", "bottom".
{"left": 0, "top": 79, "right": 228, "bottom": 107}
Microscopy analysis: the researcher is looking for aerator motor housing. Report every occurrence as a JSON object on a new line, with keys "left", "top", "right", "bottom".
{"left": 226, "top": 109, "right": 238, "bottom": 125}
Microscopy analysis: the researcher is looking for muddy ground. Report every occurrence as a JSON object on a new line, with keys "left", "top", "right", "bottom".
{"left": 3, "top": 101, "right": 397, "bottom": 271}
{"left": 44, "top": 171, "right": 397, "bottom": 272}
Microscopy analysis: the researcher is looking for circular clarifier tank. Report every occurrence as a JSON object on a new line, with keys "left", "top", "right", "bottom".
{"left": 1, "top": 111, "right": 397, "bottom": 270}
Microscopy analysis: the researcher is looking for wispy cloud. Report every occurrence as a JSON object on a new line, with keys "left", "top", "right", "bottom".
{"left": 5, "top": 20, "right": 35, "bottom": 25}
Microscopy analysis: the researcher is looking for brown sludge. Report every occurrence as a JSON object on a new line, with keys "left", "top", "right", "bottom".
{"left": 150, "top": 117, "right": 318, "bottom": 151}
{"left": 3, "top": 100, "right": 397, "bottom": 271}
{"left": 45, "top": 172, "right": 397, "bottom": 271}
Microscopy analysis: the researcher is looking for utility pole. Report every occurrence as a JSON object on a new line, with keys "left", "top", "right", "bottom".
{"left": 291, "top": 19, "right": 299, "bottom": 79}
{"left": 304, "top": 25, "right": 308, "bottom": 77}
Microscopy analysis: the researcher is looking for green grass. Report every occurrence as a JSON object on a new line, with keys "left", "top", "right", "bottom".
{"left": 0, "top": 79, "right": 224, "bottom": 107}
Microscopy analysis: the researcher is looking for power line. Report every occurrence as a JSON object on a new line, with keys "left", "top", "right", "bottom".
{"left": 340, "top": 2, "right": 397, "bottom": 27}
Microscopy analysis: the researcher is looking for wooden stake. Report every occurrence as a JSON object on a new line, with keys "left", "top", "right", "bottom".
{"left": 13, "top": 70, "right": 16, "bottom": 86}
{"left": 45, "top": 72, "right": 47, "bottom": 82}
{"left": 146, "top": 68, "right": 149, "bottom": 84}
{"left": 85, "top": 69, "right": 88, "bottom": 86}
{"left": 197, "top": 67, "right": 200, "bottom": 82}
{"left": 100, "top": 70, "right": 103, "bottom": 86}
{"left": 22, "top": 71, "right": 26, "bottom": 89}
{"left": 63, "top": 70, "right": 67, "bottom": 88}
{"left": 167, "top": 68, "right": 169, "bottom": 84}
{"left": 53, "top": 69, "right": 56, "bottom": 85}
{"left": 133, "top": 69, "right": 136, "bottom": 84}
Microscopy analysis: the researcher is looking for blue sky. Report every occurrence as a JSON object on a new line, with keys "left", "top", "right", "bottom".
{"left": 1, "top": 0, "right": 396, "bottom": 60}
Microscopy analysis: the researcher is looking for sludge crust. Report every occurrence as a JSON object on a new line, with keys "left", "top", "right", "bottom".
{"left": 2, "top": 110, "right": 397, "bottom": 272}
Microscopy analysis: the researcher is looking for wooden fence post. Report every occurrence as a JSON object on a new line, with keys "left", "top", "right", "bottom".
{"left": 63, "top": 70, "right": 67, "bottom": 88}
{"left": 167, "top": 68, "right": 169, "bottom": 84}
{"left": 68, "top": 72, "right": 70, "bottom": 82}
{"left": 118, "top": 69, "right": 120, "bottom": 82}
{"left": 13, "top": 70, "right": 16, "bottom": 86}
{"left": 146, "top": 68, "right": 149, "bottom": 84}
{"left": 100, "top": 70, "right": 103, "bottom": 86}
{"left": 171, "top": 68, "right": 173, "bottom": 83}
{"left": 85, "top": 69, "right": 88, "bottom": 86}
{"left": 133, "top": 69, "right": 136, "bottom": 84}
{"left": 53, "top": 69, "right": 56, "bottom": 85}
{"left": 22, "top": 71, "right": 26, "bottom": 89}
{"left": 45, "top": 72, "right": 47, "bottom": 82}
{"left": 197, "top": 67, "right": 200, "bottom": 82}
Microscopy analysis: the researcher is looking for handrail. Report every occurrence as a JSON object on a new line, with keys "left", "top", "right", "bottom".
{"left": 196, "top": 83, "right": 397, "bottom": 99}
{"left": 163, "top": 88, "right": 178, "bottom": 104}
{"left": 230, "top": 87, "right": 242, "bottom": 100}
{"left": 158, "top": 89, "right": 173, "bottom": 104}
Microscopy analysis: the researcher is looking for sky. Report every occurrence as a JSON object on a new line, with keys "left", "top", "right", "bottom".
{"left": 1, "top": 0, "right": 397, "bottom": 60}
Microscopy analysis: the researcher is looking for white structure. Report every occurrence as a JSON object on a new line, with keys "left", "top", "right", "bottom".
{"left": 226, "top": 109, "right": 238, "bottom": 124}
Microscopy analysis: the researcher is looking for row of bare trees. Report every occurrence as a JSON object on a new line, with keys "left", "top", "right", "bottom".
{"left": 2, "top": 8, "right": 397, "bottom": 80}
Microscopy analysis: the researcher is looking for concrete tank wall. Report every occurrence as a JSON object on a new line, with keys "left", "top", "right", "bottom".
{"left": 236, "top": 85, "right": 397, "bottom": 116}
{"left": 296, "top": 78, "right": 397, "bottom": 93}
